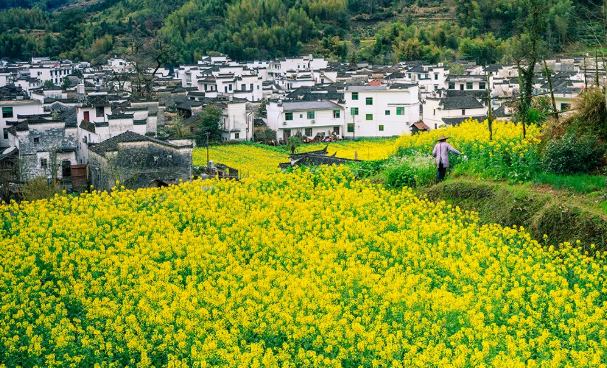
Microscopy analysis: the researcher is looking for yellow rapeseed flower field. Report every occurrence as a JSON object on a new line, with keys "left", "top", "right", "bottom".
{"left": 302, "top": 138, "right": 399, "bottom": 161}
{"left": 1, "top": 165, "right": 606, "bottom": 367}
{"left": 193, "top": 144, "right": 288, "bottom": 177}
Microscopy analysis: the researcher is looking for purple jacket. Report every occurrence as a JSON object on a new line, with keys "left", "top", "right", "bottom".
{"left": 432, "top": 142, "right": 461, "bottom": 168}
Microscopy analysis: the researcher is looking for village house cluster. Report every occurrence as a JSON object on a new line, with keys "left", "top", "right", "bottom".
{"left": 0, "top": 54, "right": 592, "bottom": 192}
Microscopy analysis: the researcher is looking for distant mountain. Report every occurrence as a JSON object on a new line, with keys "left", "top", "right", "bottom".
{"left": 0, "top": 0, "right": 601, "bottom": 65}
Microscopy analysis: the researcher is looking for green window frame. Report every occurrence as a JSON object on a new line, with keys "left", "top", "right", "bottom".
{"left": 307, "top": 111, "right": 315, "bottom": 119}
{"left": 379, "top": 125, "right": 384, "bottom": 132}
{"left": 385, "top": 110, "right": 390, "bottom": 115}
{"left": 347, "top": 123, "right": 354, "bottom": 133}
{"left": 305, "top": 128, "right": 312, "bottom": 136}
{"left": 352, "top": 92, "right": 358, "bottom": 100}
{"left": 351, "top": 107, "right": 359, "bottom": 116}
{"left": 366, "top": 97, "right": 373, "bottom": 105}
{"left": 285, "top": 112, "right": 293, "bottom": 121}
{"left": 2, "top": 107, "right": 13, "bottom": 118}
{"left": 448, "top": 82, "right": 455, "bottom": 90}
{"left": 479, "top": 82, "right": 486, "bottom": 90}
{"left": 333, "top": 110, "right": 340, "bottom": 119}
{"left": 396, "top": 107, "right": 405, "bottom": 115}
{"left": 366, "top": 114, "right": 373, "bottom": 121}
{"left": 466, "top": 82, "right": 473, "bottom": 90}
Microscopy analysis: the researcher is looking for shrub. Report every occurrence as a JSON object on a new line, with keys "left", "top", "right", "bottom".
{"left": 384, "top": 154, "right": 435, "bottom": 189}
{"left": 574, "top": 87, "right": 607, "bottom": 140}
{"left": 541, "top": 133, "right": 605, "bottom": 174}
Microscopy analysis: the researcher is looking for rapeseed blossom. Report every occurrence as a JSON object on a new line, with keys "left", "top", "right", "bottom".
{"left": 1, "top": 166, "right": 606, "bottom": 367}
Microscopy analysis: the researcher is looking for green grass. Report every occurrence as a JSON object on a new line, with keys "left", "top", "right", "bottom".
{"left": 531, "top": 172, "right": 607, "bottom": 194}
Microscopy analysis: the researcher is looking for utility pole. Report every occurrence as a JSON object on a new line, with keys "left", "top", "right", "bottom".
{"left": 543, "top": 57, "right": 558, "bottom": 122}
{"left": 516, "top": 61, "right": 527, "bottom": 139}
{"left": 205, "top": 131, "right": 210, "bottom": 167}
{"left": 486, "top": 71, "right": 493, "bottom": 141}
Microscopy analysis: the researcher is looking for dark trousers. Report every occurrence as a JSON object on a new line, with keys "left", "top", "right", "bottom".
{"left": 437, "top": 167, "right": 447, "bottom": 182}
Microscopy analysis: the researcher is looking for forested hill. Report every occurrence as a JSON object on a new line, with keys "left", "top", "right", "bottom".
{"left": 0, "top": 0, "right": 601, "bottom": 65}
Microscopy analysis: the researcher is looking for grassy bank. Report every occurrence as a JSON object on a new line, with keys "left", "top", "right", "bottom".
{"left": 420, "top": 178, "right": 607, "bottom": 254}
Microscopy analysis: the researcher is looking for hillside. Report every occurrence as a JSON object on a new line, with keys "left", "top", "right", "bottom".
{"left": 0, "top": 0, "right": 601, "bottom": 64}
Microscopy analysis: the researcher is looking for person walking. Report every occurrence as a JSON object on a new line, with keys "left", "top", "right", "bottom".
{"left": 432, "top": 135, "right": 461, "bottom": 182}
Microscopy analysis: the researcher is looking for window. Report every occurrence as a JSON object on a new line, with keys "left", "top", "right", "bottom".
{"left": 366, "top": 97, "right": 373, "bottom": 105}
{"left": 352, "top": 92, "right": 359, "bottom": 100}
{"left": 305, "top": 128, "right": 312, "bottom": 136}
{"left": 333, "top": 110, "right": 340, "bottom": 119}
{"left": 225, "top": 86, "right": 228, "bottom": 93}
{"left": 379, "top": 125, "right": 384, "bottom": 132}
{"left": 462, "top": 109, "right": 466, "bottom": 115}
{"left": 33, "top": 137, "right": 40, "bottom": 144}
{"left": 433, "top": 109, "right": 436, "bottom": 116}
{"left": 466, "top": 82, "right": 473, "bottom": 90}
{"left": 434, "top": 74, "right": 438, "bottom": 80}
{"left": 347, "top": 123, "right": 354, "bottom": 133}
{"left": 300, "top": 114, "right": 303, "bottom": 118}
{"left": 250, "top": 83, "right": 253, "bottom": 90}
{"left": 396, "top": 107, "right": 405, "bottom": 115}
{"left": 40, "top": 158, "right": 47, "bottom": 169}
{"left": 385, "top": 110, "right": 390, "bottom": 115}
{"left": 241, "top": 84, "right": 246, "bottom": 90}
{"left": 3, "top": 128, "right": 8, "bottom": 140}
{"left": 460, "top": 84, "right": 464, "bottom": 90}
{"left": 479, "top": 82, "right": 486, "bottom": 90}
{"left": 425, "top": 74, "right": 429, "bottom": 79}
{"left": 448, "top": 82, "right": 455, "bottom": 90}
{"left": 408, "top": 73, "right": 411, "bottom": 78}
{"left": 235, "top": 133, "right": 240, "bottom": 139}
{"left": 229, "top": 84, "right": 233, "bottom": 91}
{"left": 418, "top": 74, "right": 422, "bottom": 79}
{"left": 285, "top": 112, "right": 293, "bottom": 121}
{"left": 2, "top": 107, "right": 13, "bottom": 118}
{"left": 351, "top": 107, "right": 359, "bottom": 116}
{"left": 366, "top": 114, "right": 373, "bottom": 121}
{"left": 334, "top": 127, "right": 340, "bottom": 135}
{"left": 204, "top": 84, "right": 208, "bottom": 91}
{"left": 257, "top": 85, "right": 260, "bottom": 90}
{"left": 307, "top": 111, "right": 315, "bottom": 119}
{"left": 96, "top": 106, "right": 104, "bottom": 118}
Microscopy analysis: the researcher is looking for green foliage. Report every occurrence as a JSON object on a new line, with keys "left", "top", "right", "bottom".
{"left": 573, "top": 87, "right": 607, "bottom": 140}
{"left": 541, "top": 133, "right": 606, "bottom": 175}
{"left": 21, "top": 177, "right": 63, "bottom": 202}
{"left": 384, "top": 154, "right": 436, "bottom": 189}
{"left": 195, "top": 105, "right": 224, "bottom": 145}
{"left": 531, "top": 172, "right": 607, "bottom": 194}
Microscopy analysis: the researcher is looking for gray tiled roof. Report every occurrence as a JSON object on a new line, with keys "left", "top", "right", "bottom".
{"left": 282, "top": 101, "right": 342, "bottom": 111}
{"left": 440, "top": 95, "right": 484, "bottom": 110}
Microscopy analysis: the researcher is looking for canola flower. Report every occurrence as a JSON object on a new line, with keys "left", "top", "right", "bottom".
{"left": 396, "top": 120, "right": 543, "bottom": 181}
{"left": 301, "top": 138, "right": 399, "bottom": 161}
{"left": 1, "top": 166, "right": 606, "bottom": 367}
{"left": 192, "top": 144, "right": 288, "bottom": 177}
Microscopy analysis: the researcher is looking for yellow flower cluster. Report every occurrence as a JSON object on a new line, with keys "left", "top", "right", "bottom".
{"left": 1, "top": 166, "right": 606, "bottom": 367}
{"left": 395, "top": 119, "right": 541, "bottom": 153}
{"left": 192, "top": 139, "right": 398, "bottom": 176}
{"left": 302, "top": 138, "right": 399, "bottom": 161}
{"left": 395, "top": 120, "right": 543, "bottom": 180}
{"left": 192, "top": 144, "right": 288, "bottom": 177}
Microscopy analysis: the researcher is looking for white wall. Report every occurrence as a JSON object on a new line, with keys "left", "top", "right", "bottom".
{"left": 344, "top": 87, "right": 420, "bottom": 138}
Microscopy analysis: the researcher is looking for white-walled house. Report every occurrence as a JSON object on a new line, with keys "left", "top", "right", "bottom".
{"left": 424, "top": 95, "right": 487, "bottom": 129}
{"left": 1, "top": 99, "right": 43, "bottom": 148}
{"left": 446, "top": 75, "right": 488, "bottom": 91}
{"left": 267, "top": 100, "right": 344, "bottom": 142}
{"left": 220, "top": 98, "right": 254, "bottom": 141}
{"left": 343, "top": 84, "right": 420, "bottom": 138}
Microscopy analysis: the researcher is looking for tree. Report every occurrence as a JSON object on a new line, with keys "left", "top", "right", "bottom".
{"left": 127, "top": 32, "right": 174, "bottom": 99}
{"left": 43, "top": 80, "right": 55, "bottom": 89}
{"left": 515, "top": 0, "right": 550, "bottom": 138}
{"left": 61, "top": 77, "right": 72, "bottom": 90}
{"left": 195, "top": 105, "right": 223, "bottom": 145}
